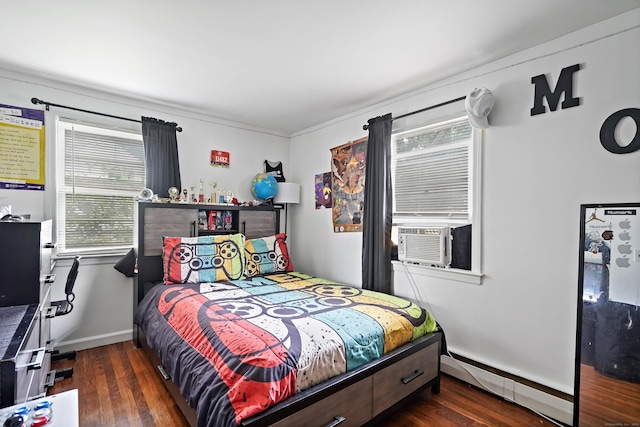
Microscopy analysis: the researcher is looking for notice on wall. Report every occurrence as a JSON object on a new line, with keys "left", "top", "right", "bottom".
{"left": 0, "top": 104, "right": 46, "bottom": 190}
{"left": 210, "top": 150, "right": 230, "bottom": 168}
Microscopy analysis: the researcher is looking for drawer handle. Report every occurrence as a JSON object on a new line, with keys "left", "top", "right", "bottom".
{"left": 157, "top": 365, "right": 171, "bottom": 381}
{"left": 325, "top": 416, "right": 346, "bottom": 427}
{"left": 45, "top": 306, "right": 57, "bottom": 318}
{"left": 43, "top": 274, "right": 56, "bottom": 284}
{"left": 44, "top": 242, "right": 57, "bottom": 249}
{"left": 401, "top": 369, "right": 424, "bottom": 384}
{"left": 16, "top": 347, "right": 46, "bottom": 371}
{"left": 44, "top": 371, "right": 56, "bottom": 389}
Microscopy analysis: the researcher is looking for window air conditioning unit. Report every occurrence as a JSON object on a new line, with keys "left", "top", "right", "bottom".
{"left": 398, "top": 226, "right": 450, "bottom": 267}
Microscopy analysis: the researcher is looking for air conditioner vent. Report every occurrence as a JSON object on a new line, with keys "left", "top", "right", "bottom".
{"left": 398, "top": 226, "right": 450, "bottom": 266}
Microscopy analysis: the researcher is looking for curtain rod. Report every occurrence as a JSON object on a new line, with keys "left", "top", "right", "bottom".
{"left": 362, "top": 95, "right": 466, "bottom": 130}
{"left": 30, "top": 98, "right": 183, "bottom": 132}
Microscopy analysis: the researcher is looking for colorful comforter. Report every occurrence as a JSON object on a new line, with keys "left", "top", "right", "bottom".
{"left": 134, "top": 272, "right": 437, "bottom": 427}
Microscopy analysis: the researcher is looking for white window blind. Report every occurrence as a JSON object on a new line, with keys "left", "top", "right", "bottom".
{"left": 56, "top": 120, "right": 145, "bottom": 254}
{"left": 392, "top": 116, "right": 472, "bottom": 221}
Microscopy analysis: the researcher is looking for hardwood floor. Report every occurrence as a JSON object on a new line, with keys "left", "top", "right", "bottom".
{"left": 50, "top": 341, "right": 555, "bottom": 427}
{"left": 577, "top": 364, "right": 640, "bottom": 426}
{"left": 51, "top": 342, "right": 188, "bottom": 426}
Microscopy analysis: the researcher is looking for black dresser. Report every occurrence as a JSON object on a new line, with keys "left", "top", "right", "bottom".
{"left": 0, "top": 221, "right": 56, "bottom": 407}
{"left": 0, "top": 221, "right": 55, "bottom": 307}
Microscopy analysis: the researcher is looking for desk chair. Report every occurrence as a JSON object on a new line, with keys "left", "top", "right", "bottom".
{"left": 50, "top": 256, "right": 81, "bottom": 381}
{"left": 51, "top": 255, "right": 80, "bottom": 316}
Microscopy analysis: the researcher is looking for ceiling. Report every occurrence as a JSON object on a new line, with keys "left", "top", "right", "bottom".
{"left": 2, "top": 1, "right": 638, "bottom": 135}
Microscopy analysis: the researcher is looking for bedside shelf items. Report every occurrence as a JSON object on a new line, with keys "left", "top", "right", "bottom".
{"left": 134, "top": 202, "right": 279, "bottom": 260}
{"left": 197, "top": 209, "right": 236, "bottom": 233}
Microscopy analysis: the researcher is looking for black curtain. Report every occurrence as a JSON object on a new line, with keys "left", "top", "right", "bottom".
{"left": 362, "top": 113, "right": 393, "bottom": 293}
{"left": 141, "top": 117, "right": 181, "bottom": 197}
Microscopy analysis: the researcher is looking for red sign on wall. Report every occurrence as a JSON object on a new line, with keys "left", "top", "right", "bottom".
{"left": 210, "top": 150, "right": 230, "bottom": 168}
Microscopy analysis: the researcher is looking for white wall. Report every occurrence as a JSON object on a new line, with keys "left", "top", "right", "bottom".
{"left": 288, "top": 9, "right": 640, "bottom": 397}
{"left": 0, "top": 71, "right": 290, "bottom": 350}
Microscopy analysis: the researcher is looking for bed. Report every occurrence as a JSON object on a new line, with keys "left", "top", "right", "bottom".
{"left": 132, "top": 203, "right": 442, "bottom": 427}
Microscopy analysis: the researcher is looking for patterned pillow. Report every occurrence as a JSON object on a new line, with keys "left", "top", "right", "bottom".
{"left": 163, "top": 233, "right": 246, "bottom": 284}
{"left": 244, "top": 233, "right": 293, "bottom": 277}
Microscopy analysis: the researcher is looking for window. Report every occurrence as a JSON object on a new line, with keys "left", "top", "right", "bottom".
{"left": 392, "top": 116, "right": 474, "bottom": 222}
{"left": 56, "top": 120, "right": 145, "bottom": 254}
{"left": 391, "top": 115, "right": 482, "bottom": 276}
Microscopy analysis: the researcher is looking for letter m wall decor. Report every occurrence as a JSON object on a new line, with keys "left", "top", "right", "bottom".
{"left": 531, "top": 63, "right": 582, "bottom": 116}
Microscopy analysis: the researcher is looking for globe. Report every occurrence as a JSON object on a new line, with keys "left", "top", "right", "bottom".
{"left": 251, "top": 173, "right": 278, "bottom": 200}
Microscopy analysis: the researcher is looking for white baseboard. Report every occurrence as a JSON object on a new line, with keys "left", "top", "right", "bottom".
{"left": 54, "top": 329, "right": 133, "bottom": 353}
{"left": 441, "top": 355, "right": 573, "bottom": 426}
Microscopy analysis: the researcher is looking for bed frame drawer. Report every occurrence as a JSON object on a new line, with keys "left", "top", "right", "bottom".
{"left": 372, "top": 341, "right": 439, "bottom": 416}
{"left": 271, "top": 376, "right": 372, "bottom": 427}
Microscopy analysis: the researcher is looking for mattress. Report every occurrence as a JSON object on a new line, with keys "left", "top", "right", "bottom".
{"left": 134, "top": 271, "right": 437, "bottom": 427}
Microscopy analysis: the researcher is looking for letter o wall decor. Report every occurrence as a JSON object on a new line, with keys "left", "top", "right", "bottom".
{"left": 599, "top": 108, "right": 640, "bottom": 154}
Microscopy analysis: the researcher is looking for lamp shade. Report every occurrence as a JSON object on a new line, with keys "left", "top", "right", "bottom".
{"left": 274, "top": 182, "right": 300, "bottom": 204}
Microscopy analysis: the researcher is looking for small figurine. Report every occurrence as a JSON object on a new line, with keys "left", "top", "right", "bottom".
{"left": 168, "top": 186, "right": 180, "bottom": 202}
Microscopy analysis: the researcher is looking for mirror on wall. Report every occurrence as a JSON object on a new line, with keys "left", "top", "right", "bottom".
{"left": 574, "top": 203, "right": 640, "bottom": 426}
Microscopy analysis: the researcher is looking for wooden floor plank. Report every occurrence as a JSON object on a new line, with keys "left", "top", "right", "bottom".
{"left": 106, "top": 343, "right": 145, "bottom": 426}
{"left": 120, "top": 342, "right": 157, "bottom": 426}
{"left": 51, "top": 342, "right": 557, "bottom": 427}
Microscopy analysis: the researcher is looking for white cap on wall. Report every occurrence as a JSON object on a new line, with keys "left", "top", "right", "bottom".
{"left": 465, "top": 88, "right": 495, "bottom": 129}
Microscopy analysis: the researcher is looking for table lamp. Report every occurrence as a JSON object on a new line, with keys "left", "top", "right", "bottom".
{"left": 274, "top": 182, "right": 300, "bottom": 235}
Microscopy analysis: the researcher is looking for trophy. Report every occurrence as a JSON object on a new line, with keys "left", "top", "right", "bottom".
{"left": 209, "top": 181, "right": 218, "bottom": 203}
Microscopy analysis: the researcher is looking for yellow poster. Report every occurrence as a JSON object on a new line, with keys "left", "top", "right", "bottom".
{"left": 0, "top": 104, "right": 45, "bottom": 190}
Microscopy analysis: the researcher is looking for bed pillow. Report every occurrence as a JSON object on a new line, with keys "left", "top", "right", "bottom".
{"left": 163, "top": 233, "right": 246, "bottom": 284}
{"left": 244, "top": 233, "right": 293, "bottom": 277}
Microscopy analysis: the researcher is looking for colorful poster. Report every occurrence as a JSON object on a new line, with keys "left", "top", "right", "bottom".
{"left": 330, "top": 136, "right": 367, "bottom": 232}
{"left": 314, "top": 172, "right": 332, "bottom": 209}
{"left": 583, "top": 205, "right": 639, "bottom": 305}
{"left": 0, "top": 104, "right": 46, "bottom": 190}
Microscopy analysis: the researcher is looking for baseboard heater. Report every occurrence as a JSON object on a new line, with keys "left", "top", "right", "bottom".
{"left": 441, "top": 353, "right": 573, "bottom": 426}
